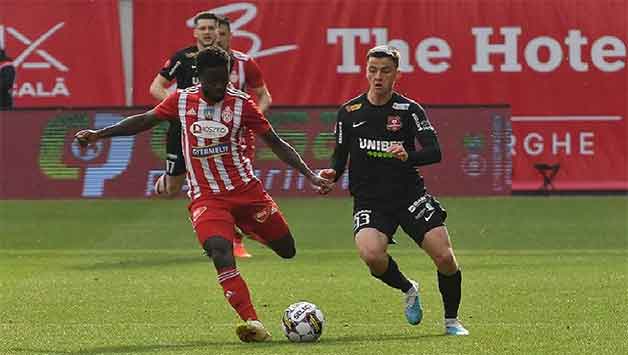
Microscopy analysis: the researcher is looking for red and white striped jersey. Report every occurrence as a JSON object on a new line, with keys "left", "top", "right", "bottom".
{"left": 229, "top": 50, "right": 266, "bottom": 160}
{"left": 154, "top": 85, "right": 271, "bottom": 200}
{"left": 229, "top": 49, "right": 265, "bottom": 91}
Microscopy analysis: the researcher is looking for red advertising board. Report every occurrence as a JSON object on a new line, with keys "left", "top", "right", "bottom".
{"left": 0, "top": 106, "right": 510, "bottom": 199}
{"left": 0, "top": 1, "right": 125, "bottom": 107}
{"left": 132, "top": 0, "right": 626, "bottom": 190}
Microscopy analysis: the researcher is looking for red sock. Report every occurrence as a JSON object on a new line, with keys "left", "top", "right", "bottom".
{"left": 217, "top": 267, "right": 257, "bottom": 321}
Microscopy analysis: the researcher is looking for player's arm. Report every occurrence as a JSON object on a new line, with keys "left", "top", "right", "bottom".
{"left": 75, "top": 110, "right": 163, "bottom": 146}
{"left": 75, "top": 92, "right": 179, "bottom": 146}
{"left": 251, "top": 85, "right": 271, "bottom": 113}
{"left": 387, "top": 105, "right": 442, "bottom": 166}
{"left": 260, "top": 128, "right": 320, "bottom": 183}
{"left": 244, "top": 98, "right": 331, "bottom": 189}
{"left": 246, "top": 58, "right": 272, "bottom": 113}
{"left": 323, "top": 108, "right": 350, "bottom": 183}
{"left": 149, "top": 74, "right": 172, "bottom": 101}
{"left": 150, "top": 54, "right": 180, "bottom": 101}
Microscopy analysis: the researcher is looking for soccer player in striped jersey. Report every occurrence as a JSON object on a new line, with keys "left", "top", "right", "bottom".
{"left": 150, "top": 12, "right": 257, "bottom": 257}
{"left": 75, "top": 46, "right": 332, "bottom": 342}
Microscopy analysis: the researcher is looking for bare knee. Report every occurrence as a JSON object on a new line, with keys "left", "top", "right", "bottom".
{"left": 203, "top": 237, "right": 235, "bottom": 269}
{"left": 268, "top": 235, "right": 296, "bottom": 259}
{"left": 359, "top": 248, "right": 387, "bottom": 268}
{"left": 433, "top": 251, "right": 458, "bottom": 273}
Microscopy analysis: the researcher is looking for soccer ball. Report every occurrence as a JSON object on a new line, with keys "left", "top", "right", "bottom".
{"left": 281, "top": 301, "right": 325, "bottom": 342}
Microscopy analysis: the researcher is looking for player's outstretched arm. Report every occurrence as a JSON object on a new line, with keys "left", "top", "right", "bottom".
{"left": 317, "top": 169, "right": 337, "bottom": 195}
{"left": 260, "top": 127, "right": 332, "bottom": 191}
{"left": 75, "top": 110, "right": 162, "bottom": 146}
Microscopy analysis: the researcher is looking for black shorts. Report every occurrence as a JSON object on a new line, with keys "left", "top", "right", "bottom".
{"left": 166, "top": 121, "right": 186, "bottom": 176}
{"left": 352, "top": 192, "right": 447, "bottom": 245}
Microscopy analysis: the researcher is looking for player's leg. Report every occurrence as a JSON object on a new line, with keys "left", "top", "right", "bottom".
{"left": 233, "top": 128, "right": 257, "bottom": 258}
{"left": 402, "top": 194, "right": 468, "bottom": 335}
{"left": 422, "top": 226, "right": 468, "bottom": 335}
{"left": 190, "top": 202, "right": 270, "bottom": 342}
{"left": 235, "top": 185, "right": 295, "bottom": 259}
{"left": 233, "top": 227, "right": 252, "bottom": 258}
{"left": 242, "top": 209, "right": 296, "bottom": 259}
{"left": 353, "top": 208, "right": 421, "bottom": 325}
{"left": 154, "top": 121, "right": 186, "bottom": 197}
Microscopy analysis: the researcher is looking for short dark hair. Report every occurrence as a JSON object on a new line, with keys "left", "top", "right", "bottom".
{"left": 196, "top": 46, "right": 230, "bottom": 72}
{"left": 193, "top": 11, "right": 219, "bottom": 26}
{"left": 216, "top": 15, "right": 231, "bottom": 31}
{"left": 367, "top": 45, "right": 400, "bottom": 67}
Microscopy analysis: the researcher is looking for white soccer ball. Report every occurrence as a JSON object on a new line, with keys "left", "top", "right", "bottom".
{"left": 281, "top": 301, "right": 325, "bottom": 342}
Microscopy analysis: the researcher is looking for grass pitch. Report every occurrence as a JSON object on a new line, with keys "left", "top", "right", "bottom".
{"left": 1, "top": 197, "right": 626, "bottom": 355}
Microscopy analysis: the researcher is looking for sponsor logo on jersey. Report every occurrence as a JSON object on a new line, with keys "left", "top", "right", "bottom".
{"left": 345, "top": 103, "right": 362, "bottom": 112}
{"left": 186, "top": 108, "right": 196, "bottom": 116}
{"left": 386, "top": 116, "right": 402, "bottom": 131}
{"left": 352, "top": 121, "right": 367, "bottom": 128}
{"left": 221, "top": 106, "right": 233, "bottom": 123}
{"left": 184, "top": 52, "right": 197, "bottom": 59}
{"left": 337, "top": 121, "right": 343, "bottom": 144}
{"left": 168, "top": 61, "right": 181, "bottom": 77}
{"left": 359, "top": 138, "right": 404, "bottom": 159}
{"left": 191, "top": 143, "right": 230, "bottom": 158}
{"left": 413, "top": 113, "right": 434, "bottom": 132}
{"left": 190, "top": 120, "right": 229, "bottom": 139}
{"left": 392, "top": 102, "right": 410, "bottom": 110}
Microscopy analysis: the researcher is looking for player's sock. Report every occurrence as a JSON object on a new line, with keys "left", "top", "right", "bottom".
{"left": 217, "top": 267, "right": 258, "bottom": 321}
{"left": 372, "top": 256, "right": 413, "bottom": 292}
{"left": 437, "top": 269, "right": 462, "bottom": 319}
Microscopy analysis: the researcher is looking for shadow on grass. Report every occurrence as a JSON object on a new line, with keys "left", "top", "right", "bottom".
{"left": 72, "top": 255, "right": 206, "bottom": 271}
{"left": 10, "top": 333, "right": 445, "bottom": 354}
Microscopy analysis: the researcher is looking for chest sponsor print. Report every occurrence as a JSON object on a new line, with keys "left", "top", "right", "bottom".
{"left": 190, "top": 120, "right": 229, "bottom": 139}
{"left": 191, "top": 143, "right": 231, "bottom": 158}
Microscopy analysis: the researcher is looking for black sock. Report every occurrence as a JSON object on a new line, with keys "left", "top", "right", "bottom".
{"left": 371, "top": 256, "right": 412, "bottom": 293}
{"left": 438, "top": 270, "right": 462, "bottom": 319}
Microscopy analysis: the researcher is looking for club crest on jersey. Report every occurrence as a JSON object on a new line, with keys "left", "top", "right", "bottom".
{"left": 221, "top": 106, "right": 233, "bottom": 123}
{"left": 386, "top": 116, "right": 402, "bottom": 132}
{"left": 345, "top": 103, "right": 362, "bottom": 112}
{"left": 254, "top": 207, "right": 271, "bottom": 223}
{"left": 190, "top": 120, "right": 229, "bottom": 139}
{"left": 191, "top": 143, "right": 230, "bottom": 158}
{"left": 253, "top": 204, "right": 278, "bottom": 223}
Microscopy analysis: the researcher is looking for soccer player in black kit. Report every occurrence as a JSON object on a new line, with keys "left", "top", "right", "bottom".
{"left": 319, "top": 45, "right": 469, "bottom": 336}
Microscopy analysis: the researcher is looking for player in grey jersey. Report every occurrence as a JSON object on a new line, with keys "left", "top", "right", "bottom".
{"left": 319, "top": 45, "right": 469, "bottom": 336}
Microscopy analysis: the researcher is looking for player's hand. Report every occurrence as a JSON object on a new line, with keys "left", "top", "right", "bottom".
{"left": 387, "top": 144, "right": 408, "bottom": 162}
{"left": 315, "top": 169, "right": 337, "bottom": 195}
{"left": 74, "top": 129, "right": 101, "bottom": 147}
{"left": 308, "top": 170, "right": 334, "bottom": 195}
{"left": 319, "top": 168, "right": 337, "bottom": 181}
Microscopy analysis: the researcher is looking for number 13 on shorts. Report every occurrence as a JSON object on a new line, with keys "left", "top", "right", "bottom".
{"left": 353, "top": 210, "right": 371, "bottom": 231}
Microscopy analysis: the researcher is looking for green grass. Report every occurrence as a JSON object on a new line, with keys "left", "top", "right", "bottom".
{"left": 1, "top": 197, "right": 627, "bottom": 355}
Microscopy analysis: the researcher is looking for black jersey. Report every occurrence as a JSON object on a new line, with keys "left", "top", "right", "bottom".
{"left": 330, "top": 92, "right": 441, "bottom": 202}
{"left": 159, "top": 45, "right": 199, "bottom": 89}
